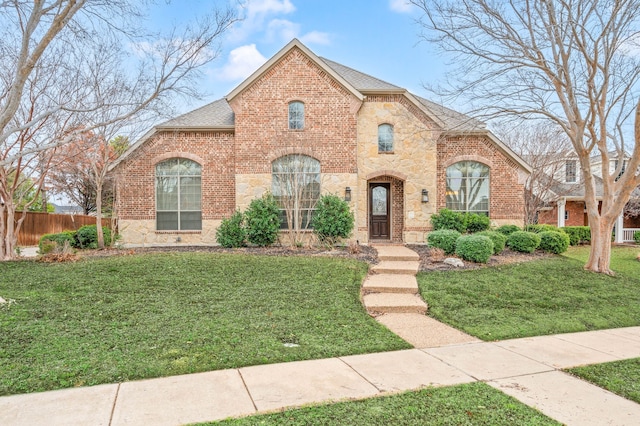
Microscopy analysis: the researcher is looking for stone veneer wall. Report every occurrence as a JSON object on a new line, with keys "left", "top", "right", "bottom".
{"left": 437, "top": 135, "right": 526, "bottom": 226}
{"left": 355, "top": 97, "right": 438, "bottom": 243}
{"left": 114, "top": 130, "right": 235, "bottom": 246}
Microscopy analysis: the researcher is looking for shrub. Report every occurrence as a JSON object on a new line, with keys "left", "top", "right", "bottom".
{"left": 38, "top": 231, "right": 76, "bottom": 254}
{"left": 496, "top": 224, "right": 521, "bottom": 235}
{"left": 455, "top": 235, "right": 494, "bottom": 263}
{"left": 312, "top": 194, "right": 355, "bottom": 246}
{"left": 245, "top": 193, "right": 281, "bottom": 247}
{"left": 507, "top": 231, "right": 541, "bottom": 253}
{"left": 524, "top": 224, "right": 560, "bottom": 233}
{"left": 75, "top": 225, "right": 112, "bottom": 249}
{"left": 476, "top": 230, "right": 507, "bottom": 254}
{"left": 560, "top": 226, "right": 591, "bottom": 245}
{"left": 635, "top": 231, "right": 640, "bottom": 244}
{"left": 430, "top": 209, "right": 466, "bottom": 233}
{"left": 538, "top": 231, "right": 570, "bottom": 254}
{"left": 464, "top": 213, "right": 491, "bottom": 233}
{"left": 216, "top": 211, "right": 247, "bottom": 248}
{"left": 427, "top": 229, "right": 461, "bottom": 255}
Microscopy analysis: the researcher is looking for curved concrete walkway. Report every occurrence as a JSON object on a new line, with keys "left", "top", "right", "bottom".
{"left": 2, "top": 246, "right": 640, "bottom": 425}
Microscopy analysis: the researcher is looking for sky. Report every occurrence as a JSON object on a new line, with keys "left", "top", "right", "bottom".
{"left": 147, "top": 0, "right": 445, "bottom": 114}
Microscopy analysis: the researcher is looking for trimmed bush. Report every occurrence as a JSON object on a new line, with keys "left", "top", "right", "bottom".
{"left": 464, "top": 213, "right": 491, "bottom": 233}
{"left": 476, "top": 230, "right": 507, "bottom": 254}
{"left": 496, "top": 224, "right": 521, "bottom": 235}
{"left": 561, "top": 226, "right": 591, "bottom": 245}
{"left": 216, "top": 211, "right": 247, "bottom": 248}
{"left": 524, "top": 224, "right": 560, "bottom": 233}
{"left": 427, "top": 229, "right": 461, "bottom": 255}
{"left": 75, "top": 225, "right": 112, "bottom": 249}
{"left": 538, "top": 231, "right": 570, "bottom": 254}
{"left": 430, "top": 209, "right": 466, "bottom": 233}
{"left": 507, "top": 231, "right": 541, "bottom": 253}
{"left": 245, "top": 193, "right": 280, "bottom": 247}
{"left": 635, "top": 231, "right": 640, "bottom": 244}
{"left": 455, "top": 235, "right": 494, "bottom": 263}
{"left": 312, "top": 194, "right": 355, "bottom": 246}
{"left": 38, "top": 231, "right": 76, "bottom": 254}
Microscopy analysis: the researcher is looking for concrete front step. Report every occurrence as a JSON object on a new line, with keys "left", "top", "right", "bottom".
{"left": 363, "top": 293, "right": 428, "bottom": 314}
{"left": 373, "top": 245, "right": 420, "bottom": 262}
{"left": 362, "top": 274, "right": 418, "bottom": 294}
{"left": 371, "top": 261, "right": 419, "bottom": 275}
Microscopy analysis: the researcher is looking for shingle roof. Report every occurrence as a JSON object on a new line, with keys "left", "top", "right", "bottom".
{"left": 157, "top": 98, "right": 234, "bottom": 128}
{"left": 413, "top": 95, "right": 486, "bottom": 132}
{"left": 548, "top": 176, "right": 605, "bottom": 199}
{"left": 320, "top": 58, "right": 403, "bottom": 91}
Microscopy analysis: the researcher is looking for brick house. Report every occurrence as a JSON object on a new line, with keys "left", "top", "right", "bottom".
{"left": 111, "top": 39, "right": 531, "bottom": 246}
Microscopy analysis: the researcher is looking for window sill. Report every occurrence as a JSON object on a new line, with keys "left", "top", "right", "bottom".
{"left": 155, "top": 230, "right": 202, "bottom": 234}
{"left": 378, "top": 151, "right": 395, "bottom": 155}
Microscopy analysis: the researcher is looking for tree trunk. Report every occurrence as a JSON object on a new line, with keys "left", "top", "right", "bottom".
{"left": 96, "top": 183, "right": 104, "bottom": 249}
{"left": 584, "top": 216, "right": 615, "bottom": 275}
{"left": 3, "top": 207, "right": 17, "bottom": 261}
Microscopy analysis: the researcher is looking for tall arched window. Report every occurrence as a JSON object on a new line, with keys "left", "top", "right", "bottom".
{"left": 288, "top": 101, "right": 304, "bottom": 129}
{"left": 156, "top": 158, "right": 202, "bottom": 230}
{"left": 378, "top": 124, "right": 394, "bottom": 152}
{"left": 272, "top": 154, "right": 320, "bottom": 229}
{"left": 446, "top": 161, "right": 490, "bottom": 215}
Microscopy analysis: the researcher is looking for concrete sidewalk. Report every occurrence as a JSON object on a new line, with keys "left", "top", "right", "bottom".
{"left": 2, "top": 327, "right": 640, "bottom": 426}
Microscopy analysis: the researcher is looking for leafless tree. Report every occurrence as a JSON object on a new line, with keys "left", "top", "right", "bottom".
{"left": 0, "top": 1, "right": 237, "bottom": 259}
{"left": 412, "top": 0, "right": 640, "bottom": 274}
{"left": 494, "top": 121, "right": 571, "bottom": 224}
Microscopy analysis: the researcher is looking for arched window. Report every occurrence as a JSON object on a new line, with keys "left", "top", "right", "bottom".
{"left": 156, "top": 158, "right": 202, "bottom": 230}
{"left": 446, "top": 161, "right": 490, "bottom": 215}
{"left": 272, "top": 154, "right": 320, "bottom": 229}
{"left": 288, "top": 101, "right": 304, "bottom": 129}
{"left": 378, "top": 124, "right": 394, "bottom": 152}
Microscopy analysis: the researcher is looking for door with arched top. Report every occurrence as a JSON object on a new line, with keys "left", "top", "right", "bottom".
{"left": 369, "top": 183, "right": 390, "bottom": 240}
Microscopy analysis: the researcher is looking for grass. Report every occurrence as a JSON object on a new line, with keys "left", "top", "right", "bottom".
{"left": 0, "top": 253, "right": 410, "bottom": 395}
{"left": 567, "top": 358, "right": 640, "bottom": 404}
{"left": 206, "top": 382, "right": 559, "bottom": 425}
{"left": 417, "top": 246, "right": 640, "bottom": 340}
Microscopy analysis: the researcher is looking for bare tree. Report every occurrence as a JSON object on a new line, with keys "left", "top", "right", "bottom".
{"left": 494, "top": 121, "right": 571, "bottom": 224}
{"left": 0, "top": 1, "right": 237, "bottom": 259}
{"left": 412, "top": 0, "right": 640, "bottom": 274}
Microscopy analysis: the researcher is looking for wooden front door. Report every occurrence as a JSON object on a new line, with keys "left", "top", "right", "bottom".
{"left": 369, "top": 183, "right": 390, "bottom": 240}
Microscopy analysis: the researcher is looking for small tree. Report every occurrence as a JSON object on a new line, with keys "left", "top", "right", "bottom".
{"left": 312, "top": 194, "right": 354, "bottom": 247}
{"left": 245, "top": 194, "right": 280, "bottom": 247}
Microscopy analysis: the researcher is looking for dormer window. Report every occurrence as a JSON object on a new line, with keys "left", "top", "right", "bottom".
{"left": 288, "top": 101, "right": 304, "bottom": 129}
{"left": 565, "top": 160, "right": 576, "bottom": 183}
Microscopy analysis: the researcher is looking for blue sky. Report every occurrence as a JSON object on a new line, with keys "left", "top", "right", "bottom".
{"left": 150, "top": 0, "right": 444, "bottom": 112}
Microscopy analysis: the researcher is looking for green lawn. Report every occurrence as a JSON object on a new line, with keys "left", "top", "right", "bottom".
{"left": 207, "top": 383, "right": 558, "bottom": 425}
{"left": 0, "top": 253, "right": 410, "bottom": 395}
{"left": 417, "top": 246, "right": 640, "bottom": 340}
{"left": 567, "top": 358, "right": 640, "bottom": 404}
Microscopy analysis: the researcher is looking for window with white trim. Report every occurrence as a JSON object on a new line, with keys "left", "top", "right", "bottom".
{"left": 288, "top": 101, "right": 304, "bottom": 129}
{"left": 378, "top": 124, "right": 394, "bottom": 152}
{"left": 446, "top": 161, "right": 490, "bottom": 215}
{"left": 156, "top": 158, "right": 202, "bottom": 230}
{"left": 272, "top": 154, "right": 320, "bottom": 230}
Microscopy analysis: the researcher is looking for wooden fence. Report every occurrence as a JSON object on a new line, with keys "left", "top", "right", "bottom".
{"left": 5, "top": 211, "right": 111, "bottom": 246}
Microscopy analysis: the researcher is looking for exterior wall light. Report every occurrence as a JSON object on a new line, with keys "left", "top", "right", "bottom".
{"left": 344, "top": 187, "right": 352, "bottom": 202}
{"left": 422, "top": 189, "right": 429, "bottom": 203}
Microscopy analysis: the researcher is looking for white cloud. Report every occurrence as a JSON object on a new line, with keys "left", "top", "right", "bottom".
{"left": 389, "top": 0, "right": 412, "bottom": 13}
{"left": 230, "top": 0, "right": 296, "bottom": 41}
{"left": 266, "top": 19, "right": 300, "bottom": 43}
{"left": 300, "top": 31, "right": 331, "bottom": 45}
{"left": 215, "top": 44, "right": 267, "bottom": 81}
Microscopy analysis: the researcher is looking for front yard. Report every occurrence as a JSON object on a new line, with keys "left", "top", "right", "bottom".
{"left": 0, "top": 253, "right": 409, "bottom": 395}
{"left": 417, "top": 246, "right": 640, "bottom": 340}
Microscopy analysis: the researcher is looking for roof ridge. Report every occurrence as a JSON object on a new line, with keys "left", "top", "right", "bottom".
{"left": 319, "top": 57, "right": 403, "bottom": 91}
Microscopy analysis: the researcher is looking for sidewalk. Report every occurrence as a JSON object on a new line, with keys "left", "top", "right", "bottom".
{"left": 2, "top": 326, "right": 640, "bottom": 425}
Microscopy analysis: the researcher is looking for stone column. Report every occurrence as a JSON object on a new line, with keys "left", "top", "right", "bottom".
{"left": 615, "top": 213, "right": 625, "bottom": 243}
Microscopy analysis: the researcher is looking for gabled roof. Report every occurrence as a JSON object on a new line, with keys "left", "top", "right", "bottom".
{"left": 414, "top": 95, "right": 486, "bottom": 132}
{"left": 320, "top": 58, "right": 403, "bottom": 92}
{"left": 157, "top": 99, "right": 234, "bottom": 129}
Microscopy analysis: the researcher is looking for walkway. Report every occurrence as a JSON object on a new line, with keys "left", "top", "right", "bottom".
{"left": 2, "top": 246, "right": 640, "bottom": 425}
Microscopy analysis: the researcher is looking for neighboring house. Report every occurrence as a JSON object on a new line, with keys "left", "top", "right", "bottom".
{"left": 50, "top": 203, "right": 85, "bottom": 215}
{"left": 537, "top": 150, "right": 640, "bottom": 241}
{"left": 110, "top": 39, "right": 531, "bottom": 246}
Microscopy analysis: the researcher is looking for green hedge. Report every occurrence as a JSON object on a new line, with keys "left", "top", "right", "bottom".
{"left": 216, "top": 211, "right": 247, "bottom": 248}
{"left": 455, "top": 235, "right": 494, "bottom": 263}
{"left": 476, "top": 230, "right": 507, "bottom": 254}
{"left": 38, "top": 231, "right": 76, "bottom": 254}
{"left": 538, "top": 231, "right": 570, "bottom": 254}
{"left": 524, "top": 224, "right": 560, "bottom": 233}
{"left": 465, "top": 213, "right": 491, "bottom": 233}
{"left": 430, "top": 209, "right": 490, "bottom": 233}
{"left": 312, "top": 194, "right": 354, "bottom": 246}
{"left": 427, "top": 229, "right": 461, "bottom": 255}
{"left": 245, "top": 193, "right": 280, "bottom": 247}
{"left": 507, "top": 231, "right": 541, "bottom": 253}
{"left": 75, "top": 225, "right": 112, "bottom": 249}
{"left": 635, "top": 231, "right": 640, "bottom": 244}
{"left": 496, "top": 224, "right": 520, "bottom": 235}
{"left": 560, "top": 226, "right": 591, "bottom": 245}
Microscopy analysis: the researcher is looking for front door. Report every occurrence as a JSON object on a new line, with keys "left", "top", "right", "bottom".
{"left": 369, "top": 183, "right": 390, "bottom": 240}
